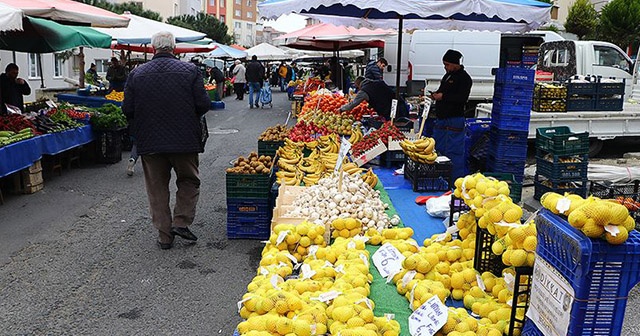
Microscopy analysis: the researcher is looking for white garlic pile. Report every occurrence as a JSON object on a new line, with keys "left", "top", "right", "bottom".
{"left": 285, "top": 172, "right": 394, "bottom": 231}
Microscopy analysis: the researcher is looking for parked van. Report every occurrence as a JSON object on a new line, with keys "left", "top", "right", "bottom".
{"left": 384, "top": 30, "right": 564, "bottom": 101}
{"left": 537, "top": 40, "right": 635, "bottom": 100}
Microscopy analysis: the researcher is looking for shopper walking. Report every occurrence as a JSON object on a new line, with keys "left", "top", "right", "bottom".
{"left": 245, "top": 55, "right": 265, "bottom": 109}
{"left": 123, "top": 31, "right": 211, "bottom": 250}
{"left": 278, "top": 62, "right": 287, "bottom": 91}
{"left": 0, "top": 63, "right": 31, "bottom": 113}
{"left": 365, "top": 57, "right": 387, "bottom": 81}
{"left": 429, "top": 49, "right": 473, "bottom": 180}
{"left": 232, "top": 60, "right": 246, "bottom": 100}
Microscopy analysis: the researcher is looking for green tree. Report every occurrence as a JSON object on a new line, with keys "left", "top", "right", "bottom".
{"left": 599, "top": 0, "right": 640, "bottom": 50}
{"left": 564, "top": 0, "right": 598, "bottom": 40}
{"left": 76, "top": 0, "right": 162, "bottom": 21}
{"left": 166, "top": 13, "right": 233, "bottom": 45}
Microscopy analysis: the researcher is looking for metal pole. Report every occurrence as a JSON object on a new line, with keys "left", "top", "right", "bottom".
{"left": 37, "top": 54, "right": 44, "bottom": 88}
{"left": 395, "top": 16, "right": 403, "bottom": 100}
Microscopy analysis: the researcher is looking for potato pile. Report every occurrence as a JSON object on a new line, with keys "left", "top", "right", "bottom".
{"left": 258, "top": 124, "right": 290, "bottom": 142}
{"left": 226, "top": 152, "right": 273, "bottom": 174}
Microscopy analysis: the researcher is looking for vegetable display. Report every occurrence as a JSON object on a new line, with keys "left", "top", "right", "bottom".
{"left": 90, "top": 103, "right": 127, "bottom": 130}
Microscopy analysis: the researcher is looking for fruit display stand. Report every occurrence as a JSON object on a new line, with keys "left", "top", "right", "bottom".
{"left": 524, "top": 209, "right": 640, "bottom": 336}
{"left": 56, "top": 93, "right": 122, "bottom": 108}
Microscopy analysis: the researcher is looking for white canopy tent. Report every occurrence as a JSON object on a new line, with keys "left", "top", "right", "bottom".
{"left": 0, "top": 3, "right": 23, "bottom": 31}
{"left": 245, "top": 42, "right": 290, "bottom": 61}
{"left": 95, "top": 13, "right": 205, "bottom": 44}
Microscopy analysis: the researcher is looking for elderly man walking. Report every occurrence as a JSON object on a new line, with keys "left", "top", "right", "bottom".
{"left": 123, "top": 31, "right": 211, "bottom": 250}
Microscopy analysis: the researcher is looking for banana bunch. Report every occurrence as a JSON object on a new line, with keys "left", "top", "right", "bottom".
{"left": 348, "top": 126, "right": 363, "bottom": 145}
{"left": 317, "top": 134, "right": 340, "bottom": 154}
{"left": 362, "top": 168, "right": 379, "bottom": 188}
{"left": 341, "top": 162, "right": 363, "bottom": 175}
{"left": 399, "top": 137, "right": 438, "bottom": 164}
{"left": 298, "top": 157, "right": 325, "bottom": 186}
{"left": 276, "top": 144, "right": 303, "bottom": 185}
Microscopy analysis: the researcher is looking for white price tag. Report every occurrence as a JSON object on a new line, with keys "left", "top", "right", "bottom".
{"left": 476, "top": 274, "right": 486, "bottom": 291}
{"left": 556, "top": 197, "right": 571, "bottom": 214}
{"left": 504, "top": 273, "right": 516, "bottom": 293}
{"left": 259, "top": 266, "right": 269, "bottom": 276}
{"left": 347, "top": 241, "right": 356, "bottom": 249}
{"left": 433, "top": 233, "right": 448, "bottom": 242}
{"left": 334, "top": 136, "right": 352, "bottom": 173}
{"left": 276, "top": 230, "right": 289, "bottom": 245}
{"left": 403, "top": 270, "right": 417, "bottom": 288}
{"left": 308, "top": 245, "right": 319, "bottom": 257}
{"left": 355, "top": 298, "right": 374, "bottom": 310}
{"left": 283, "top": 252, "right": 298, "bottom": 264}
{"left": 315, "top": 290, "right": 341, "bottom": 303}
{"left": 390, "top": 99, "right": 398, "bottom": 119}
{"left": 372, "top": 243, "right": 405, "bottom": 278}
{"left": 335, "top": 264, "right": 345, "bottom": 274}
{"left": 270, "top": 274, "right": 283, "bottom": 289}
{"left": 359, "top": 253, "right": 370, "bottom": 268}
{"left": 237, "top": 296, "right": 252, "bottom": 313}
{"left": 301, "top": 264, "right": 317, "bottom": 280}
{"left": 446, "top": 225, "right": 459, "bottom": 235}
{"left": 408, "top": 296, "right": 449, "bottom": 336}
{"left": 604, "top": 225, "right": 620, "bottom": 236}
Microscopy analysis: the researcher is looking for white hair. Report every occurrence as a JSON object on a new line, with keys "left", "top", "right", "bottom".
{"left": 151, "top": 31, "right": 176, "bottom": 53}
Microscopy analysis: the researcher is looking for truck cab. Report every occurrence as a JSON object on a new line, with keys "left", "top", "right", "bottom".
{"left": 538, "top": 40, "right": 635, "bottom": 99}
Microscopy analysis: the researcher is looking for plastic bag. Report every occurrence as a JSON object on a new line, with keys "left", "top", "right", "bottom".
{"left": 425, "top": 194, "right": 451, "bottom": 218}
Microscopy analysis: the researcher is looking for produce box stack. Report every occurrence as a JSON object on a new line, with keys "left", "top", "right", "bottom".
{"left": 257, "top": 124, "right": 289, "bottom": 157}
{"left": 225, "top": 152, "right": 275, "bottom": 239}
{"left": 534, "top": 126, "right": 589, "bottom": 199}
{"left": 566, "top": 76, "right": 598, "bottom": 111}
{"left": 524, "top": 205, "right": 640, "bottom": 336}
{"left": 532, "top": 82, "right": 567, "bottom": 112}
{"left": 464, "top": 118, "right": 491, "bottom": 175}
{"left": 596, "top": 77, "right": 625, "bottom": 111}
{"left": 487, "top": 67, "right": 535, "bottom": 202}
{"left": 590, "top": 180, "right": 640, "bottom": 230}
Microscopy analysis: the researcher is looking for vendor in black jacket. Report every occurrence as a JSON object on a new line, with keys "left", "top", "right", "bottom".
{"left": 0, "top": 63, "right": 31, "bottom": 113}
{"left": 339, "top": 76, "right": 408, "bottom": 120}
{"left": 429, "top": 49, "right": 472, "bottom": 180}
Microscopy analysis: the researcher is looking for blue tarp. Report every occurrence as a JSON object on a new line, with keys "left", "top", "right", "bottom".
{"left": 0, "top": 125, "right": 95, "bottom": 178}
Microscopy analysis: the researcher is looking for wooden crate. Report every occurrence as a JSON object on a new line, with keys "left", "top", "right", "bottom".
{"left": 274, "top": 185, "right": 307, "bottom": 208}
{"left": 270, "top": 204, "right": 331, "bottom": 243}
{"left": 12, "top": 161, "right": 44, "bottom": 194}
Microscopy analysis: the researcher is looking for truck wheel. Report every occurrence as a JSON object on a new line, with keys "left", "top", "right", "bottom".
{"left": 589, "top": 139, "right": 603, "bottom": 157}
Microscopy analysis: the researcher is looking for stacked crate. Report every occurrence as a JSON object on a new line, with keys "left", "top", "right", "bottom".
{"left": 226, "top": 166, "right": 275, "bottom": 239}
{"left": 403, "top": 158, "right": 452, "bottom": 192}
{"left": 532, "top": 82, "right": 567, "bottom": 112}
{"left": 464, "top": 118, "right": 491, "bottom": 175}
{"left": 566, "top": 76, "right": 625, "bottom": 111}
{"left": 534, "top": 126, "right": 589, "bottom": 199}
{"left": 487, "top": 67, "right": 535, "bottom": 202}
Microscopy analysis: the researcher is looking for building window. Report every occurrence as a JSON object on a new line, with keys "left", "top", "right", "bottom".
{"left": 95, "top": 59, "right": 109, "bottom": 73}
{"left": 247, "top": 23, "right": 253, "bottom": 30}
{"left": 247, "top": 0, "right": 251, "bottom": 6}
{"left": 247, "top": 35, "right": 253, "bottom": 43}
{"left": 220, "top": 15, "right": 225, "bottom": 22}
{"left": 28, "top": 53, "right": 40, "bottom": 78}
{"left": 53, "top": 53, "right": 63, "bottom": 78}
{"left": 235, "top": 0, "right": 240, "bottom": 4}
{"left": 235, "top": 22, "right": 242, "bottom": 29}
{"left": 235, "top": 9, "right": 241, "bottom": 17}
{"left": 220, "top": 0, "right": 224, "bottom": 7}
{"left": 209, "top": 0, "right": 215, "bottom": 5}
{"left": 174, "top": 4, "right": 178, "bottom": 16}
{"left": 247, "top": 11, "right": 252, "bottom": 19}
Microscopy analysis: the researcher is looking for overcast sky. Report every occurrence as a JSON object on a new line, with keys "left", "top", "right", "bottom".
{"left": 262, "top": 13, "right": 308, "bottom": 33}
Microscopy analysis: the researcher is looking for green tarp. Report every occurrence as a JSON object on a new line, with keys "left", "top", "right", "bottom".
{"left": 0, "top": 17, "right": 111, "bottom": 53}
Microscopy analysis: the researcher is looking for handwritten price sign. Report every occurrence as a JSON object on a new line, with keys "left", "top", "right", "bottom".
{"left": 372, "top": 243, "right": 405, "bottom": 278}
{"left": 409, "top": 296, "right": 448, "bottom": 336}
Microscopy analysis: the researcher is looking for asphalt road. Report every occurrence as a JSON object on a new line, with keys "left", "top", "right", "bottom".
{"left": 0, "top": 89, "right": 638, "bottom": 335}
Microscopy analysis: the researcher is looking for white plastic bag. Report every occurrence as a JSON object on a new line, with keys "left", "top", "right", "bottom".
{"left": 425, "top": 194, "right": 451, "bottom": 218}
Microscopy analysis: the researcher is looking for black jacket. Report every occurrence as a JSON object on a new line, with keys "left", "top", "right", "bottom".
{"left": 360, "top": 80, "right": 408, "bottom": 120}
{"left": 0, "top": 73, "right": 31, "bottom": 113}
{"left": 434, "top": 66, "right": 472, "bottom": 119}
{"left": 123, "top": 53, "right": 211, "bottom": 154}
{"left": 245, "top": 60, "right": 265, "bottom": 83}
{"left": 209, "top": 67, "right": 225, "bottom": 84}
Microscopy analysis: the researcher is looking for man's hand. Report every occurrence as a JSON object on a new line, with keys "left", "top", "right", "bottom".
{"left": 16, "top": 78, "right": 25, "bottom": 85}
{"left": 430, "top": 92, "right": 443, "bottom": 101}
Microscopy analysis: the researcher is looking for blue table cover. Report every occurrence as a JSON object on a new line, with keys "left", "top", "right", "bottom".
{"left": 39, "top": 125, "right": 94, "bottom": 155}
{"left": 0, "top": 125, "right": 95, "bottom": 178}
{"left": 57, "top": 93, "right": 122, "bottom": 108}
{"left": 0, "top": 137, "right": 43, "bottom": 178}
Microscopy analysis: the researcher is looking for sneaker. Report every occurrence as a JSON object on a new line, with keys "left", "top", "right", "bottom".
{"left": 126, "top": 158, "right": 135, "bottom": 176}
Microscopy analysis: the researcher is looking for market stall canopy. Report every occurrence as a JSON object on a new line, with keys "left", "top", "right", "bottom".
{"left": 0, "top": 16, "right": 112, "bottom": 53}
{"left": 111, "top": 41, "right": 218, "bottom": 54}
{"left": 277, "top": 23, "right": 394, "bottom": 42}
{"left": 258, "top": 0, "right": 552, "bottom": 32}
{"left": 95, "top": 13, "right": 205, "bottom": 44}
{"left": 0, "top": 2, "right": 23, "bottom": 31}
{"left": 230, "top": 44, "right": 247, "bottom": 51}
{"left": 206, "top": 43, "right": 248, "bottom": 59}
{"left": 0, "top": 0, "right": 129, "bottom": 28}
{"left": 245, "top": 42, "right": 290, "bottom": 61}
{"left": 284, "top": 47, "right": 364, "bottom": 59}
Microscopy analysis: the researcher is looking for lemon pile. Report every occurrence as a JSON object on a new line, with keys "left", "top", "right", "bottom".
{"left": 270, "top": 222, "right": 328, "bottom": 262}
{"left": 541, "top": 192, "right": 636, "bottom": 244}
{"left": 331, "top": 217, "right": 363, "bottom": 239}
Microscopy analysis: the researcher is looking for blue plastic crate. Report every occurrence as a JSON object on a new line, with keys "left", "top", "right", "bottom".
{"left": 596, "top": 97, "right": 623, "bottom": 111}
{"left": 227, "top": 217, "right": 271, "bottom": 240}
{"left": 567, "top": 81, "right": 597, "bottom": 96}
{"left": 486, "top": 154, "right": 525, "bottom": 181}
{"left": 566, "top": 97, "right": 596, "bottom": 111}
{"left": 493, "top": 83, "right": 535, "bottom": 100}
{"left": 597, "top": 79, "right": 625, "bottom": 95}
{"left": 465, "top": 118, "right": 491, "bottom": 137}
{"left": 492, "top": 96, "right": 534, "bottom": 115}
{"left": 490, "top": 112, "right": 531, "bottom": 132}
{"left": 536, "top": 156, "right": 588, "bottom": 181}
{"left": 495, "top": 67, "right": 536, "bottom": 86}
{"left": 211, "top": 100, "right": 225, "bottom": 110}
{"left": 227, "top": 198, "right": 272, "bottom": 219}
{"left": 522, "top": 319, "right": 543, "bottom": 336}
{"left": 533, "top": 210, "right": 640, "bottom": 335}
{"left": 489, "top": 127, "right": 528, "bottom": 158}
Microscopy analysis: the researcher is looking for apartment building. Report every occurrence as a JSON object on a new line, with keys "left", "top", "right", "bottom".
{"left": 205, "top": 0, "right": 258, "bottom": 47}
{"left": 105, "top": 0, "right": 203, "bottom": 20}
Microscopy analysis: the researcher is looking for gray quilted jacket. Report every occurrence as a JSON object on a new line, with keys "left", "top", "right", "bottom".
{"left": 123, "top": 53, "right": 211, "bottom": 154}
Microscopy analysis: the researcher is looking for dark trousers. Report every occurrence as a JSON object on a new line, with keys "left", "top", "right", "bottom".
{"left": 234, "top": 83, "right": 245, "bottom": 99}
{"left": 141, "top": 153, "right": 200, "bottom": 244}
{"left": 433, "top": 117, "right": 466, "bottom": 180}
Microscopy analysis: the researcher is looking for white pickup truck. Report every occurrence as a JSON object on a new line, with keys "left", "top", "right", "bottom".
{"left": 476, "top": 40, "right": 640, "bottom": 156}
